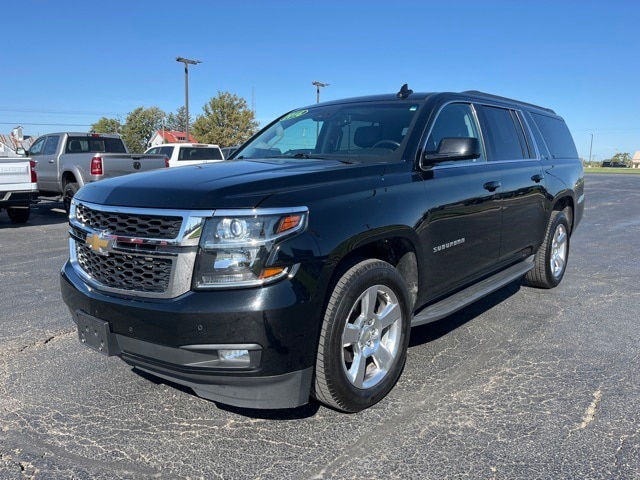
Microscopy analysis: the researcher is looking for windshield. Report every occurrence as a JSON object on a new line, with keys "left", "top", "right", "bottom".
{"left": 236, "top": 101, "right": 420, "bottom": 162}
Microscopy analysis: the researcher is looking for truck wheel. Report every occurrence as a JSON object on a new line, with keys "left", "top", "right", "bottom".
{"left": 63, "top": 182, "right": 79, "bottom": 213}
{"left": 526, "top": 209, "right": 570, "bottom": 289}
{"left": 313, "top": 259, "right": 411, "bottom": 412}
{"left": 7, "top": 206, "right": 30, "bottom": 224}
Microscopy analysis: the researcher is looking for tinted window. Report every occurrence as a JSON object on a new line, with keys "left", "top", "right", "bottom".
{"left": 177, "top": 147, "right": 223, "bottom": 161}
{"left": 148, "top": 146, "right": 174, "bottom": 157}
{"left": 425, "top": 103, "right": 484, "bottom": 162}
{"left": 66, "top": 136, "right": 127, "bottom": 154}
{"left": 43, "top": 136, "right": 60, "bottom": 155}
{"left": 530, "top": 113, "right": 578, "bottom": 159}
{"left": 523, "top": 112, "right": 551, "bottom": 159}
{"left": 480, "top": 106, "right": 526, "bottom": 160}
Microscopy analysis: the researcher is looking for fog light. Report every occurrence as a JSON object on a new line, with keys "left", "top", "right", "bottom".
{"left": 219, "top": 349, "right": 251, "bottom": 366}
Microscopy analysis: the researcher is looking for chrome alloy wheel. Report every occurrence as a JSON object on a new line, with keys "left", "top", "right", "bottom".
{"left": 340, "top": 284, "right": 403, "bottom": 389}
{"left": 550, "top": 223, "right": 568, "bottom": 279}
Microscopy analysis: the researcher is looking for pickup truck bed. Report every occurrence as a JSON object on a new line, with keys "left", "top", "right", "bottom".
{"left": 27, "top": 132, "right": 167, "bottom": 211}
{"left": 0, "top": 157, "right": 38, "bottom": 223}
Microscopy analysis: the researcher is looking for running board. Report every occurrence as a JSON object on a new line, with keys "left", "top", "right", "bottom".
{"left": 411, "top": 256, "right": 535, "bottom": 327}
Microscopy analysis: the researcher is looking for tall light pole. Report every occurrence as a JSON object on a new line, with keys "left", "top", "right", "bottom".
{"left": 589, "top": 133, "right": 594, "bottom": 164}
{"left": 312, "top": 81, "right": 329, "bottom": 103}
{"left": 176, "top": 57, "right": 201, "bottom": 141}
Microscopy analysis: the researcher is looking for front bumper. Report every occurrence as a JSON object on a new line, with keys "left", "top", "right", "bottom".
{"left": 60, "top": 259, "right": 323, "bottom": 409}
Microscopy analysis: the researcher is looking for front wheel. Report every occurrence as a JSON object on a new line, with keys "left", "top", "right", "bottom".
{"left": 63, "top": 182, "right": 79, "bottom": 213}
{"left": 526, "top": 209, "right": 571, "bottom": 289}
{"left": 313, "top": 259, "right": 411, "bottom": 412}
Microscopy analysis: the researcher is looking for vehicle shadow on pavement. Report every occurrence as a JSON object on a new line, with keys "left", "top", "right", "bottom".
{"left": 132, "top": 369, "right": 322, "bottom": 420}
{"left": 408, "top": 280, "right": 522, "bottom": 347}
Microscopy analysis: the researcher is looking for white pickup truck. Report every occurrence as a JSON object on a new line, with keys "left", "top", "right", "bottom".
{"left": 27, "top": 132, "right": 168, "bottom": 211}
{"left": 144, "top": 143, "right": 224, "bottom": 167}
{"left": 0, "top": 156, "right": 38, "bottom": 223}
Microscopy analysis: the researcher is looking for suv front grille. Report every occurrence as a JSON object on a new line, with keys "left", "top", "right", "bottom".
{"left": 75, "top": 242, "right": 173, "bottom": 293}
{"left": 75, "top": 203, "right": 182, "bottom": 239}
{"left": 69, "top": 201, "right": 207, "bottom": 298}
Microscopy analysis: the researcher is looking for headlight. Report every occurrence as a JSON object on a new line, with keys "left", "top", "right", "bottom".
{"left": 194, "top": 207, "right": 308, "bottom": 288}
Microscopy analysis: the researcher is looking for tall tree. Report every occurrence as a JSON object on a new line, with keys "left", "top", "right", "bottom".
{"left": 192, "top": 92, "right": 259, "bottom": 147}
{"left": 164, "top": 106, "right": 193, "bottom": 132}
{"left": 91, "top": 117, "right": 122, "bottom": 134}
{"left": 120, "top": 107, "right": 165, "bottom": 153}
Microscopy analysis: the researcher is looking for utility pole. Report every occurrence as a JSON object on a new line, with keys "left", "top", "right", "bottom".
{"left": 176, "top": 57, "right": 201, "bottom": 141}
{"left": 312, "top": 81, "right": 329, "bottom": 103}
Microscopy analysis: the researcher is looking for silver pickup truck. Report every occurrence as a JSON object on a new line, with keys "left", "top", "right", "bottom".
{"left": 27, "top": 133, "right": 168, "bottom": 211}
{"left": 0, "top": 156, "right": 38, "bottom": 224}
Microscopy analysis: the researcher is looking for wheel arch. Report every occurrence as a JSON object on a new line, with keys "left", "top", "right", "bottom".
{"left": 322, "top": 227, "right": 422, "bottom": 311}
{"left": 61, "top": 170, "right": 80, "bottom": 188}
{"left": 551, "top": 193, "right": 575, "bottom": 233}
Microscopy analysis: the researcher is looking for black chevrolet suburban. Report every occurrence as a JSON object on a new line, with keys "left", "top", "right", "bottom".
{"left": 61, "top": 86, "right": 584, "bottom": 412}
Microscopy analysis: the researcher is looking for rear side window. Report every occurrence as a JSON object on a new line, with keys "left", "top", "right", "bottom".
{"left": 530, "top": 113, "right": 578, "bottom": 159}
{"left": 43, "top": 136, "right": 60, "bottom": 155}
{"left": 479, "top": 106, "right": 527, "bottom": 161}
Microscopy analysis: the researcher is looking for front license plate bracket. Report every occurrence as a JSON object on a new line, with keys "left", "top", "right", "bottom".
{"left": 74, "top": 310, "right": 121, "bottom": 356}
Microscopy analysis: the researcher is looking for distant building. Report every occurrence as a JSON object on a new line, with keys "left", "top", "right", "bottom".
{"left": 632, "top": 151, "right": 640, "bottom": 169}
{"left": 148, "top": 130, "right": 197, "bottom": 147}
{"left": 0, "top": 126, "right": 35, "bottom": 157}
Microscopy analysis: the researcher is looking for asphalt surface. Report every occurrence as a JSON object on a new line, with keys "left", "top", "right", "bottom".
{"left": 0, "top": 174, "right": 638, "bottom": 479}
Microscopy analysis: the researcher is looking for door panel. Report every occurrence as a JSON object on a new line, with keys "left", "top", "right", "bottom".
{"left": 497, "top": 160, "right": 547, "bottom": 263}
{"left": 35, "top": 135, "right": 61, "bottom": 192}
{"left": 416, "top": 102, "right": 502, "bottom": 302}
{"left": 418, "top": 163, "right": 502, "bottom": 300}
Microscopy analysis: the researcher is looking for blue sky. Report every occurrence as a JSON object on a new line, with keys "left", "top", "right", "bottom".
{"left": 2, "top": 0, "right": 638, "bottom": 161}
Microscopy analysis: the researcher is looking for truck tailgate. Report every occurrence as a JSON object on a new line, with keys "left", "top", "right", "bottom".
{"left": 0, "top": 158, "right": 33, "bottom": 190}
{"left": 99, "top": 154, "right": 167, "bottom": 178}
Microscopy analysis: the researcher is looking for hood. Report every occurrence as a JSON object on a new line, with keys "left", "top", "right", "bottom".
{"left": 75, "top": 158, "right": 387, "bottom": 210}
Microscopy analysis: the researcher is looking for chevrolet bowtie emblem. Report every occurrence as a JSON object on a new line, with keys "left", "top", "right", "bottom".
{"left": 86, "top": 232, "right": 114, "bottom": 256}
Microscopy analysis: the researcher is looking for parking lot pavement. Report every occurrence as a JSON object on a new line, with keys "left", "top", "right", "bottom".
{"left": 0, "top": 176, "right": 638, "bottom": 479}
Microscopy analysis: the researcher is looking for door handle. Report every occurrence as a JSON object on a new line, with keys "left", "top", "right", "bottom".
{"left": 49, "top": 159, "right": 55, "bottom": 163}
{"left": 483, "top": 181, "right": 501, "bottom": 192}
{"left": 531, "top": 173, "right": 544, "bottom": 183}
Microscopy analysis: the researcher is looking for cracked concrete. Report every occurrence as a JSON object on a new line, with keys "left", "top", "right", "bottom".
{"left": 1, "top": 177, "right": 639, "bottom": 479}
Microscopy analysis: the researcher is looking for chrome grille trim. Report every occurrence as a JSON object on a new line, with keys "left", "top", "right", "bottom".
{"left": 75, "top": 202, "right": 182, "bottom": 239}
{"left": 69, "top": 199, "right": 214, "bottom": 299}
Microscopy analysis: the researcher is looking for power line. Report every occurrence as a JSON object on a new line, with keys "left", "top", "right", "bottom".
{"left": 0, "top": 107, "right": 124, "bottom": 116}
{"left": 0, "top": 121, "right": 92, "bottom": 127}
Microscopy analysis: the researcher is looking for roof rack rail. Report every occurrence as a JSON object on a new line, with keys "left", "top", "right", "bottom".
{"left": 462, "top": 90, "right": 556, "bottom": 114}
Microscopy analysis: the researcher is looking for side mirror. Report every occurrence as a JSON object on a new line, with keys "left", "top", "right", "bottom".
{"left": 424, "top": 137, "right": 481, "bottom": 163}
{"left": 15, "top": 147, "right": 26, "bottom": 156}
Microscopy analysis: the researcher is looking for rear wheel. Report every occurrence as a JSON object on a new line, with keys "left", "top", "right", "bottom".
{"left": 63, "top": 182, "right": 79, "bottom": 213}
{"left": 526, "top": 209, "right": 571, "bottom": 289}
{"left": 313, "top": 259, "right": 411, "bottom": 412}
{"left": 7, "top": 206, "right": 30, "bottom": 224}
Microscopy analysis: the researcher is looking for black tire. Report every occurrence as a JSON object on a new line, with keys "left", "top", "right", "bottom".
{"left": 7, "top": 206, "right": 30, "bottom": 224}
{"left": 526, "top": 208, "right": 571, "bottom": 289}
{"left": 63, "top": 182, "right": 79, "bottom": 213}
{"left": 313, "top": 259, "right": 411, "bottom": 412}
